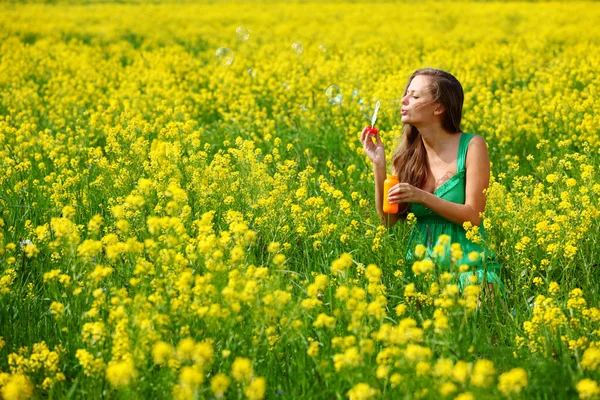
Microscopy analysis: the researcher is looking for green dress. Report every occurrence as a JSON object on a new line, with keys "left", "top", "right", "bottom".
{"left": 406, "top": 132, "right": 503, "bottom": 290}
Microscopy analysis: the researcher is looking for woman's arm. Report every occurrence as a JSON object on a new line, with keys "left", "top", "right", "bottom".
{"left": 390, "top": 135, "right": 490, "bottom": 226}
{"left": 359, "top": 127, "right": 403, "bottom": 228}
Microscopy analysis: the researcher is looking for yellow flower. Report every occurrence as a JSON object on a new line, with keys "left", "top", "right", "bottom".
{"left": 582, "top": 347, "right": 600, "bottom": 371}
{"left": 245, "top": 377, "right": 266, "bottom": 400}
{"left": 365, "top": 264, "right": 381, "bottom": 283}
{"left": 179, "top": 366, "right": 203, "bottom": 387}
{"left": 467, "top": 251, "right": 480, "bottom": 263}
{"left": 497, "top": 367, "right": 528, "bottom": 395}
{"left": 176, "top": 338, "right": 196, "bottom": 361}
{"left": 272, "top": 253, "right": 286, "bottom": 265}
{"left": 454, "top": 393, "right": 475, "bottom": 400}
{"left": 395, "top": 303, "right": 407, "bottom": 317}
{"left": 307, "top": 341, "right": 320, "bottom": 357}
{"left": 546, "top": 173, "right": 558, "bottom": 183}
{"left": 415, "top": 244, "right": 427, "bottom": 259}
{"left": 105, "top": 359, "right": 137, "bottom": 388}
{"left": 313, "top": 313, "right": 336, "bottom": 329}
{"left": 210, "top": 373, "right": 231, "bottom": 398}
{"left": 76, "top": 349, "right": 105, "bottom": 376}
{"left": 470, "top": 359, "right": 496, "bottom": 387}
{"left": 1, "top": 374, "right": 33, "bottom": 400}
{"left": 267, "top": 242, "right": 280, "bottom": 253}
{"left": 390, "top": 373, "right": 403, "bottom": 388}
{"left": 347, "top": 383, "right": 378, "bottom": 400}
{"left": 416, "top": 361, "right": 431, "bottom": 376}
{"left": 452, "top": 361, "right": 471, "bottom": 384}
{"left": 577, "top": 379, "right": 600, "bottom": 399}
{"left": 438, "top": 382, "right": 457, "bottom": 397}
{"left": 232, "top": 357, "right": 253, "bottom": 383}
{"left": 331, "top": 253, "right": 353, "bottom": 276}
{"left": 49, "top": 301, "right": 65, "bottom": 318}
{"left": 152, "top": 342, "right": 173, "bottom": 365}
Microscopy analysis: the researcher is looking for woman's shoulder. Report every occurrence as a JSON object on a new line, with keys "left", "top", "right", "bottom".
{"left": 463, "top": 133, "right": 490, "bottom": 168}
{"left": 464, "top": 133, "right": 487, "bottom": 149}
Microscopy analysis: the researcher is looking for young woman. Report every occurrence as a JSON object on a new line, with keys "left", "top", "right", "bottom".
{"left": 360, "top": 67, "right": 502, "bottom": 290}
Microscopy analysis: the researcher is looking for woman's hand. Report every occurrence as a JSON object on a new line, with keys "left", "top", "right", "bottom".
{"left": 388, "top": 182, "right": 425, "bottom": 204}
{"left": 360, "top": 126, "right": 386, "bottom": 167}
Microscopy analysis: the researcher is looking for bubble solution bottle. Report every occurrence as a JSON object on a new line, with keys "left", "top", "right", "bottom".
{"left": 383, "top": 174, "right": 399, "bottom": 214}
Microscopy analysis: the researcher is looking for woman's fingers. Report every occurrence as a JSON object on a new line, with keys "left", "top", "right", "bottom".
{"left": 389, "top": 183, "right": 410, "bottom": 203}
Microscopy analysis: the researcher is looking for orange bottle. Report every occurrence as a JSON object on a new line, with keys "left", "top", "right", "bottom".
{"left": 383, "top": 174, "right": 399, "bottom": 214}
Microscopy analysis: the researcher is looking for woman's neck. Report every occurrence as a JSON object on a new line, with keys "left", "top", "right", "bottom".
{"left": 418, "top": 126, "right": 460, "bottom": 155}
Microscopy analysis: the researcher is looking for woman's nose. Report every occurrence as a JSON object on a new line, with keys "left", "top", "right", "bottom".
{"left": 401, "top": 95, "right": 409, "bottom": 105}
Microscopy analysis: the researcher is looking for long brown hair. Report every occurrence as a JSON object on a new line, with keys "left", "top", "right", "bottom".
{"left": 391, "top": 68, "right": 464, "bottom": 198}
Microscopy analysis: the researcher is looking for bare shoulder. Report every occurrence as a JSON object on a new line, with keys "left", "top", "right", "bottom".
{"left": 467, "top": 134, "right": 487, "bottom": 149}
{"left": 466, "top": 134, "right": 490, "bottom": 165}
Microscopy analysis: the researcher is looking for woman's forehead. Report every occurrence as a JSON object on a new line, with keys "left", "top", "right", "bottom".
{"left": 408, "top": 75, "right": 431, "bottom": 92}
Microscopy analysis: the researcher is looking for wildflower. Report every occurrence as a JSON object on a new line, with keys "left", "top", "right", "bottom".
{"left": 105, "top": 359, "right": 137, "bottom": 388}
{"left": 1, "top": 374, "right": 33, "bottom": 400}
{"left": 470, "top": 359, "right": 496, "bottom": 387}
{"left": 548, "top": 282, "right": 560, "bottom": 294}
{"left": 415, "top": 244, "right": 427, "bottom": 259}
{"left": 152, "top": 342, "right": 173, "bottom": 365}
{"left": 582, "top": 347, "right": 600, "bottom": 371}
{"left": 454, "top": 393, "right": 475, "bottom": 400}
{"left": 497, "top": 368, "right": 528, "bottom": 395}
{"left": 438, "top": 382, "right": 457, "bottom": 397}
{"left": 347, "top": 383, "right": 378, "bottom": 400}
{"left": 210, "top": 373, "right": 230, "bottom": 398}
{"left": 390, "top": 373, "right": 403, "bottom": 388}
{"left": 452, "top": 361, "right": 471, "bottom": 384}
{"left": 577, "top": 379, "right": 600, "bottom": 399}
{"left": 416, "top": 361, "right": 431, "bottom": 376}
{"left": 467, "top": 251, "right": 479, "bottom": 263}
{"left": 245, "top": 377, "right": 266, "bottom": 400}
{"left": 546, "top": 174, "right": 558, "bottom": 183}
{"left": 232, "top": 357, "right": 253, "bottom": 383}
{"left": 307, "top": 341, "right": 320, "bottom": 357}
{"left": 331, "top": 253, "right": 353, "bottom": 276}
{"left": 76, "top": 349, "right": 105, "bottom": 376}
{"left": 313, "top": 313, "right": 336, "bottom": 329}
{"left": 49, "top": 301, "right": 65, "bottom": 318}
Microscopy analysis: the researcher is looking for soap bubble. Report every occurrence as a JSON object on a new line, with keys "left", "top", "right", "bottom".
{"left": 300, "top": 104, "right": 308, "bottom": 111}
{"left": 326, "top": 85, "right": 343, "bottom": 105}
{"left": 352, "top": 89, "right": 365, "bottom": 105}
{"left": 216, "top": 47, "right": 234, "bottom": 66}
{"left": 282, "top": 82, "right": 290, "bottom": 90}
{"left": 247, "top": 68, "right": 256, "bottom": 78}
{"left": 318, "top": 44, "right": 327, "bottom": 53}
{"left": 236, "top": 25, "right": 251, "bottom": 41}
{"left": 292, "top": 41, "right": 304, "bottom": 54}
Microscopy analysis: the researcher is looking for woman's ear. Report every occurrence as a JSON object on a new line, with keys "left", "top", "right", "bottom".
{"left": 433, "top": 103, "right": 445, "bottom": 116}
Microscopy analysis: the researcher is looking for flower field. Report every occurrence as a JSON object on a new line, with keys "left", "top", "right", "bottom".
{"left": 1, "top": 1, "right": 600, "bottom": 398}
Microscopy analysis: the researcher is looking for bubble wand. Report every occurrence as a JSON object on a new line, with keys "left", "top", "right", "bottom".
{"left": 367, "top": 100, "right": 381, "bottom": 135}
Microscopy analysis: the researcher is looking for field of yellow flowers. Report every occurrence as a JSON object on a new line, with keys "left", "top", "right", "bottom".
{"left": 1, "top": 1, "right": 600, "bottom": 399}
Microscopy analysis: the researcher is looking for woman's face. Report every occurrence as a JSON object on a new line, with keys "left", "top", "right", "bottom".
{"left": 400, "top": 75, "right": 441, "bottom": 127}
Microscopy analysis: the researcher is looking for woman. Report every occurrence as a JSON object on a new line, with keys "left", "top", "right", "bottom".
{"left": 360, "top": 67, "right": 503, "bottom": 290}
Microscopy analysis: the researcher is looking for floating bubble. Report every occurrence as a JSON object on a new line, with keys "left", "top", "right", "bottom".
{"left": 282, "top": 82, "right": 290, "bottom": 90}
{"left": 236, "top": 25, "right": 252, "bottom": 41}
{"left": 352, "top": 89, "right": 365, "bottom": 105}
{"left": 216, "top": 47, "right": 234, "bottom": 66}
{"left": 326, "top": 85, "right": 343, "bottom": 105}
{"left": 247, "top": 68, "right": 256, "bottom": 78}
{"left": 318, "top": 44, "right": 327, "bottom": 53}
{"left": 300, "top": 104, "right": 308, "bottom": 111}
{"left": 292, "top": 41, "right": 304, "bottom": 54}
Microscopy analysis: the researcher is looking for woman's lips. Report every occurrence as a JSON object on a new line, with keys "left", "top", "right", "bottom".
{"left": 401, "top": 110, "right": 408, "bottom": 115}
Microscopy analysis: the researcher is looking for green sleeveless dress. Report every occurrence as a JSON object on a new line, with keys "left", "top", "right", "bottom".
{"left": 406, "top": 133, "right": 503, "bottom": 290}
